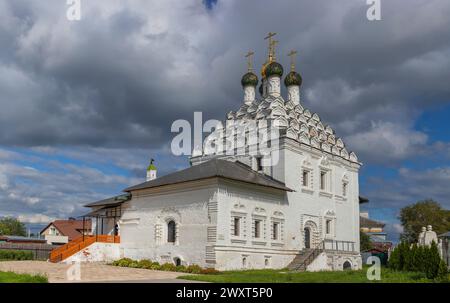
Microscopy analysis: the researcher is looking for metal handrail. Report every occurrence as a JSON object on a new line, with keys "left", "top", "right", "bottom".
{"left": 296, "top": 239, "right": 356, "bottom": 270}
{"left": 299, "top": 240, "right": 325, "bottom": 270}
{"left": 323, "top": 239, "right": 356, "bottom": 252}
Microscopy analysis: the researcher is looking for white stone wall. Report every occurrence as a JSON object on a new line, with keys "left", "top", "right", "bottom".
{"left": 305, "top": 251, "right": 362, "bottom": 272}
{"left": 214, "top": 179, "right": 296, "bottom": 270}
{"left": 176, "top": 138, "right": 362, "bottom": 271}
{"left": 64, "top": 242, "right": 120, "bottom": 264}
{"left": 271, "top": 140, "right": 361, "bottom": 255}
{"left": 118, "top": 181, "right": 216, "bottom": 267}
{"left": 112, "top": 136, "right": 361, "bottom": 271}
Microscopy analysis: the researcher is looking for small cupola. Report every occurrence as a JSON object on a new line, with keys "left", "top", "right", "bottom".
{"left": 284, "top": 50, "right": 302, "bottom": 104}
{"left": 261, "top": 32, "right": 283, "bottom": 97}
{"left": 241, "top": 51, "right": 259, "bottom": 105}
{"left": 146, "top": 158, "right": 157, "bottom": 181}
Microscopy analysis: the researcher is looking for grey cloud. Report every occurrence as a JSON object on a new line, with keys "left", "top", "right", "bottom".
{"left": 0, "top": 0, "right": 449, "bottom": 165}
{"left": 364, "top": 166, "right": 450, "bottom": 210}
{"left": 1, "top": 0, "right": 450, "bottom": 225}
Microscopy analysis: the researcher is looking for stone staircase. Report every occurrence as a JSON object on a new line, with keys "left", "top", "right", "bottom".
{"left": 287, "top": 249, "right": 314, "bottom": 271}
{"left": 49, "top": 235, "right": 120, "bottom": 263}
{"left": 287, "top": 241, "right": 325, "bottom": 271}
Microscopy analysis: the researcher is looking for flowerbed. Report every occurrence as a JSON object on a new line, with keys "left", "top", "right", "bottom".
{"left": 111, "top": 258, "right": 220, "bottom": 274}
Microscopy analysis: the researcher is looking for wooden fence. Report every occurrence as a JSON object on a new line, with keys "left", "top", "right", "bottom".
{"left": 0, "top": 242, "right": 57, "bottom": 260}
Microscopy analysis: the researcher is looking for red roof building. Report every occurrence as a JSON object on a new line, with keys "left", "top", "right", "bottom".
{"left": 40, "top": 219, "right": 92, "bottom": 242}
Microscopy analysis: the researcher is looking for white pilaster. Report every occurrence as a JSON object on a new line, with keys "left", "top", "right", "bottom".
{"left": 267, "top": 76, "right": 281, "bottom": 97}
{"left": 287, "top": 85, "right": 300, "bottom": 105}
{"left": 244, "top": 86, "right": 256, "bottom": 105}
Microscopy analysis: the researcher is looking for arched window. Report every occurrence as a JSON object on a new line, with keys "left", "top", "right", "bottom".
{"left": 167, "top": 220, "right": 176, "bottom": 243}
{"left": 343, "top": 261, "right": 352, "bottom": 270}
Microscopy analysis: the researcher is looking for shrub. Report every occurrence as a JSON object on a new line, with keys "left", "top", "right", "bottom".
{"left": 388, "top": 240, "right": 445, "bottom": 280}
{"left": 425, "top": 241, "right": 442, "bottom": 279}
{"left": 150, "top": 262, "right": 161, "bottom": 270}
{"left": 0, "top": 250, "right": 33, "bottom": 261}
{"left": 116, "top": 258, "right": 133, "bottom": 267}
{"left": 160, "top": 263, "right": 177, "bottom": 272}
{"left": 110, "top": 258, "right": 215, "bottom": 275}
{"left": 200, "top": 268, "right": 220, "bottom": 275}
{"left": 176, "top": 265, "right": 187, "bottom": 272}
{"left": 437, "top": 260, "right": 448, "bottom": 281}
{"left": 128, "top": 260, "right": 140, "bottom": 268}
{"left": 388, "top": 245, "right": 400, "bottom": 270}
{"left": 185, "top": 264, "right": 202, "bottom": 274}
{"left": 138, "top": 259, "right": 153, "bottom": 269}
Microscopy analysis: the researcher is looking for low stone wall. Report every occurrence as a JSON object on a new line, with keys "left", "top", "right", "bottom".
{"left": 63, "top": 242, "right": 120, "bottom": 264}
{"left": 306, "top": 251, "right": 362, "bottom": 272}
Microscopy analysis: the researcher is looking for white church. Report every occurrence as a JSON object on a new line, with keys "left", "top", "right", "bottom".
{"left": 51, "top": 34, "right": 364, "bottom": 271}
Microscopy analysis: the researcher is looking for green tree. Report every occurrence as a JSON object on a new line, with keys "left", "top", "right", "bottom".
{"left": 388, "top": 245, "right": 400, "bottom": 270}
{"left": 399, "top": 200, "right": 450, "bottom": 243}
{"left": 405, "top": 243, "right": 416, "bottom": 271}
{"left": 360, "top": 231, "right": 372, "bottom": 251}
{"left": 398, "top": 242, "right": 408, "bottom": 270}
{"left": 414, "top": 245, "right": 425, "bottom": 272}
{"left": 0, "top": 217, "right": 26, "bottom": 237}
{"left": 437, "top": 260, "right": 448, "bottom": 281}
{"left": 425, "top": 241, "right": 442, "bottom": 279}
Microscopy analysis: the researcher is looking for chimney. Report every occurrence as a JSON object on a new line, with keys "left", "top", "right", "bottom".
{"left": 146, "top": 159, "right": 157, "bottom": 181}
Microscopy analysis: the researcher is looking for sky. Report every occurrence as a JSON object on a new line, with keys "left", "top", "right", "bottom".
{"left": 0, "top": 0, "right": 449, "bottom": 241}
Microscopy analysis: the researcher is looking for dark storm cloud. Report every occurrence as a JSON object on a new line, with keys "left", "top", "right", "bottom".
{"left": 1, "top": 0, "right": 449, "bottom": 163}
{"left": 1, "top": 0, "right": 450, "bottom": 229}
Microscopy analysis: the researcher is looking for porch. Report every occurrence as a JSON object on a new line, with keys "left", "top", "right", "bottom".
{"left": 49, "top": 204, "right": 123, "bottom": 263}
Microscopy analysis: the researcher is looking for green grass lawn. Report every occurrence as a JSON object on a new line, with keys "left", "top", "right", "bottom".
{"left": 0, "top": 271, "right": 48, "bottom": 283}
{"left": 179, "top": 267, "right": 450, "bottom": 283}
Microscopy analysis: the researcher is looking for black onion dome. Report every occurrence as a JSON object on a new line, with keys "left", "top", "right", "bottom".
{"left": 241, "top": 72, "right": 258, "bottom": 87}
{"left": 284, "top": 71, "right": 302, "bottom": 87}
{"left": 264, "top": 61, "right": 284, "bottom": 78}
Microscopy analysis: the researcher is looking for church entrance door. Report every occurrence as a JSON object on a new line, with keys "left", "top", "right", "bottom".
{"left": 304, "top": 227, "right": 311, "bottom": 249}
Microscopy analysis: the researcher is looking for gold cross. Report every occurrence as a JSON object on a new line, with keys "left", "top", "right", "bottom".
{"left": 264, "top": 32, "right": 277, "bottom": 42}
{"left": 264, "top": 32, "right": 277, "bottom": 62}
{"left": 245, "top": 51, "right": 255, "bottom": 72}
{"left": 270, "top": 40, "right": 279, "bottom": 61}
{"left": 288, "top": 50, "right": 298, "bottom": 71}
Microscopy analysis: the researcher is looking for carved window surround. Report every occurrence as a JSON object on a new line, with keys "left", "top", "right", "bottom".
{"left": 251, "top": 240, "right": 267, "bottom": 246}
{"left": 319, "top": 191, "right": 333, "bottom": 198}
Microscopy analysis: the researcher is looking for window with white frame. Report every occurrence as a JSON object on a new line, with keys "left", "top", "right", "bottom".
{"left": 302, "top": 169, "right": 310, "bottom": 187}
{"left": 167, "top": 220, "right": 176, "bottom": 243}
{"left": 326, "top": 219, "right": 332, "bottom": 235}
{"left": 254, "top": 219, "right": 261, "bottom": 238}
{"left": 319, "top": 169, "right": 332, "bottom": 192}
{"left": 320, "top": 170, "right": 327, "bottom": 190}
{"left": 272, "top": 222, "right": 279, "bottom": 240}
{"left": 233, "top": 217, "right": 241, "bottom": 237}
{"left": 271, "top": 213, "right": 284, "bottom": 243}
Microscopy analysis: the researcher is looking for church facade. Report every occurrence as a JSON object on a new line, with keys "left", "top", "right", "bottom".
{"left": 76, "top": 35, "right": 363, "bottom": 271}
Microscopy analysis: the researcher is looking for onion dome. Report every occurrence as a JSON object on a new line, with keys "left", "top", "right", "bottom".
{"left": 241, "top": 72, "right": 258, "bottom": 87}
{"left": 284, "top": 71, "right": 302, "bottom": 87}
{"left": 264, "top": 61, "right": 284, "bottom": 78}
{"left": 147, "top": 159, "right": 157, "bottom": 171}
